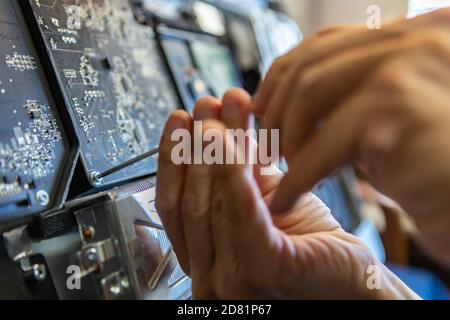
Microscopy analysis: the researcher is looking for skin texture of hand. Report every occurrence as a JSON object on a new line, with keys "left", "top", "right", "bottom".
{"left": 156, "top": 89, "right": 419, "bottom": 299}
{"left": 254, "top": 9, "right": 450, "bottom": 266}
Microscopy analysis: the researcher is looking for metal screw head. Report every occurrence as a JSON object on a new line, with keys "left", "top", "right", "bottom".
{"left": 90, "top": 170, "right": 103, "bottom": 186}
{"left": 83, "top": 247, "right": 99, "bottom": 268}
{"left": 32, "top": 264, "right": 47, "bottom": 282}
{"left": 120, "top": 277, "right": 129, "bottom": 289}
{"left": 36, "top": 190, "right": 49, "bottom": 206}
{"left": 109, "top": 283, "right": 122, "bottom": 296}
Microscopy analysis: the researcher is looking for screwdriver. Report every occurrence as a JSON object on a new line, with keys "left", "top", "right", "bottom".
{"left": 90, "top": 147, "right": 160, "bottom": 185}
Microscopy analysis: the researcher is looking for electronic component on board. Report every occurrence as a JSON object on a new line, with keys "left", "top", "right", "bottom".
{"left": 22, "top": 0, "right": 180, "bottom": 187}
{"left": 0, "top": 0, "right": 75, "bottom": 224}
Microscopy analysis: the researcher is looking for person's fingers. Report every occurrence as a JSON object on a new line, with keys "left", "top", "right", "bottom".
{"left": 271, "top": 74, "right": 410, "bottom": 214}
{"left": 221, "top": 89, "right": 253, "bottom": 130}
{"left": 258, "top": 26, "right": 378, "bottom": 135}
{"left": 254, "top": 25, "right": 363, "bottom": 115}
{"left": 193, "top": 96, "right": 222, "bottom": 120}
{"left": 221, "top": 89, "right": 255, "bottom": 170}
{"left": 260, "top": 26, "right": 367, "bottom": 131}
{"left": 261, "top": 56, "right": 303, "bottom": 135}
{"left": 204, "top": 120, "right": 275, "bottom": 296}
{"left": 181, "top": 97, "right": 221, "bottom": 296}
{"left": 280, "top": 29, "right": 446, "bottom": 161}
{"left": 255, "top": 25, "right": 385, "bottom": 116}
{"left": 255, "top": 10, "right": 450, "bottom": 117}
{"left": 269, "top": 92, "right": 367, "bottom": 214}
{"left": 253, "top": 50, "right": 296, "bottom": 116}
{"left": 156, "top": 110, "right": 192, "bottom": 274}
{"left": 220, "top": 89, "right": 283, "bottom": 197}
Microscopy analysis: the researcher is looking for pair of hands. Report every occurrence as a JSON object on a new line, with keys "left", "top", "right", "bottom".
{"left": 156, "top": 9, "right": 450, "bottom": 299}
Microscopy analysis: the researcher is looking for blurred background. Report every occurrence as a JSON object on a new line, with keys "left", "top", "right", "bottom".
{"left": 281, "top": 0, "right": 408, "bottom": 36}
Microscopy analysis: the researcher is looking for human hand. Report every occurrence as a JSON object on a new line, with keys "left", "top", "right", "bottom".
{"left": 156, "top": 89, "right": 418, "bottom": 299}
{"left": 254, "top": 10, "right": 450, "bottom": 263}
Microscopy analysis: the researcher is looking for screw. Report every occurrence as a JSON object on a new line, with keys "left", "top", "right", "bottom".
{"left": 120, "top": 277, "right": 129, "bottom": 289}
{"left": 109, "top": 283, "right": 122, "bottom": 296}
{"left": 36, "top": 190, "right": 50, "bottom": 206}
{"left": 32, "top": 264, "right": 47, "bottom": 282}
{"left": 90, "top": 170, "right": 103, "bottom": 186}
{"left": 82, "top": 226, "right": 95, "bottom": 239}
{"left": 83, "top": 247, "right": 99, "bottom": 269}
{"left": 85, "top": 248, "right": 98, "bottom": 262}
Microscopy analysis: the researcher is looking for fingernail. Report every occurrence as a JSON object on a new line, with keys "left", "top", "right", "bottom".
{"left": 222, "top": 100, "right": 241, "bottom": 119}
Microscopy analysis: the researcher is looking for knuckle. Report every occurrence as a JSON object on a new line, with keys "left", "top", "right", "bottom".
{"left": 210, "top": 190, "right": 225, "bottom": 220}
{"left": 424, "top": 7, "right": 450, "bottom": 23}
{"left": 358, "top": 110, "right": 401, "bottom": 161}
{"left": 273, "top": 55, "right": 288, "bottom": 70}
{"left": 181, "top": 190, "right": 211, "bottom": 223}
{"left": 293, "top": 69, "right": 306, "bottom": 88}
{"left": 361, "top": 125, "right": 389, "bottom": 159}
{"left": 181, "top": 193, "right": 199, "bottom": 221}
{"left": 419, "top": 29, "right": 450, "bottom": 55}
{"left": 370, "top": 63, "right": 411, "bottom": 94}
{"left": 266, "top": 54, "right": 291, "bottom": 78}
{"left": 297, "top": 70, "right": 317, "bottom": 97}
{"left": 155, "top": 195, "right": 176, "bottom": 217}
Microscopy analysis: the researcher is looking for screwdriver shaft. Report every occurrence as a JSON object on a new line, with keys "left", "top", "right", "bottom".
{"left": 94, "top": 147, "right": 160, "bottom": 181}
